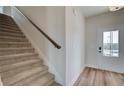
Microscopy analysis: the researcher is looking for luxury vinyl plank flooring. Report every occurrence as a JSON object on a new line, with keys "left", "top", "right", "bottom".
{"left": 74, "top": 67, "right": 124, "bottom": 86}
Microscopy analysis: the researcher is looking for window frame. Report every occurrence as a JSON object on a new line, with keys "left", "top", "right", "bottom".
{"left": 103, "top": 30, "right": 119, "bottom": 57}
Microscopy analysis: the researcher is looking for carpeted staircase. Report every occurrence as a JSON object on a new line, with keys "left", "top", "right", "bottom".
{"left": 0, "top": 13, "right": 59, "bottom": 86}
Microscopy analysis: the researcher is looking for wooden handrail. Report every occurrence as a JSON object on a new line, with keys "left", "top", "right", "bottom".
{"left": 15, "top": 7, "right": 61, "bottom": 49}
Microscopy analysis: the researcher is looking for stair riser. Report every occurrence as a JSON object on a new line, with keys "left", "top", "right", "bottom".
{"left": 0, "top": 35, "right": 27, "bottom": 40}
{"left": 0, "top": 17, "right": 14, "bottom": 20}
{"left": 0, "top": 20, "right": 15, "bottom": 24}
{"left": 0, "top": 30, "right": 22, "bottom": 35}
{"left": 0, "top": 16, "right": 14, "bottom": 19}
{"left": 0, "top": 19, "right": 15, "bottom": 23}
{"left": 1, "top": 63, "right": 44, "bottom": 78}
{"left": 12, "top": 70, "right": 48, "bottom": 86}
{"left": 0, "top": 36, "right": 27, "bottom": 39}
{"left": 44, "top": 74, "right": 55, "bottom": 86}
{"left": 0, "top": 14, "right": 11, "bottom": 17}
{"left": 0, "top": 28, "right": 21, "bottom": 32}
{"left": 0, "top": 22, "right": 19, "bottom": 27}
{"left": 0, "top": 31, "right": 25, "bottom": 37}
{"left": 0, "top": 25, "right": 21, "bottom": 31}
{"left": 0, "top": 17, "right": 14, "bottom": 19}
{"left": 0, "top": 20, "right": 13, "bottom": 23}
{"left": 42, "top": 76, "right": 54, "bottom": 86}
{"left": 46, "top": 79, "right": 55, "bottom": 86}
{"left": 0, "top": 38, "right": 28, "bottom": 42}
{"left": 27, "top": 73, "right": 54, "bottom": 86}
{"left": 2, "top": 66, "right": 47, "bottom": 85}
{"left": 0, "top": 60, "right": 43, "bottom": 73}
{"left": 0, "top": 44, "right": 31, "bottom": 48}
{"left": 0, "top": 23, "right": 18, "bottom": 27}
{"left": 0, "top": 54, "right": 39, "bottom": 66}
{"left": 0, "top": 49, "right": 35, "bottom": 56}
{"left": 0, "top": 33, "right": 25, "bottom": 38}
{"left": 0, "top": 19, "right": 16, "bottom": 24}
{"left": 0, "top": 30, "right": 23, "bottom": 34}
{"left": 0, "top": 22, "right": 16, "bottom": 26}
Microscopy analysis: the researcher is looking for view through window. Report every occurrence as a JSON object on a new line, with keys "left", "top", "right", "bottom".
{"left": 103, "top": 30, "right": 119, "bottom": 57}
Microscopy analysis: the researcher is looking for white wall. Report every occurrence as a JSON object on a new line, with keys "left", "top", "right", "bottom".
{"left": 0, "top": 6, "right": 3, "bottom": 13}
{"left": 86, "top": 9, "right": 124, "bottom": 73}
{"left": 45, "top": 7, "right": 66, "bottom": 85}
{"left": 66, "top": 7, "right": 85, "bottom": 85}
{"left": 3, "top": 6, "right": 11, "bottom": 16}
{"left": 8, "top": 6, "right": 86, "bottom": 85}
{"left": 11, "top": 6, "right": 65, "bottom": 85}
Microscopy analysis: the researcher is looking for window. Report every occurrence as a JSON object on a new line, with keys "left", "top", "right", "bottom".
{"left": 103, "top": 30, "right": 119, "bottom": 57}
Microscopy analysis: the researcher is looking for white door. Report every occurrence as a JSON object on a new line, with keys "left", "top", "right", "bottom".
{"left": 97, "top": 25, "right": 124, "bottom": 72}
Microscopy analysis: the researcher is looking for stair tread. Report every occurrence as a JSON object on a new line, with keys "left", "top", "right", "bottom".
{"left": 0, "top": 42, "right": 30, "bottom": 45}
{"left": 0, "top": 59, "right": 43, "bottom": 72}
{"left": 0, "top": 31, "right": 24, "bottom": 36}
{"left": 0, "top": 38, "right": 28, "bottom": 42}
{"left": 0, "top": 52, "right": 37, "bottom": 59}
{"left": 0, "top": 24, "right": 20, "bottom": 28}
{"left": 0, "top": 19, "right": 16, "bottom": 22}
{"left": 0, "top": 26, "right": 20, "bottom": 31}
{"left": 0, "top": 48, "right": 34, "bottom": 50}
{"left": 0, "top": 29, "right": 23, "bottom": 34}
{"left": 0, "top": 36, "right": 27, "bottom": 39}
{"left": 12, "top": 70, "right": 48, "bottom": 86}
{"left": 0, "top": 53, "right": 40, "bottom": 66}
{"left": 0, "top": 49, "right": 34, "bottom": 56}
{"left": 1, "top": 62, "right": 44, "bottom": 78}
{"left": 0, "top": 28, "right": 21, "bottom": 32}
{"left": 0, "top": 42, "right": 31, "bottom": 48}
{"left": 1, "top": 65, "right": 48, "bottom": 85}
{"left": 0, "top": 39, "right": 28, "bottom": 43}
{"left": 26, "top": 73, "right": 54, "bottom": 86}
{"left": 0, "top": 47, "right": 34, "bottom": 53}
{"left": 0, "top": 33, "right": 25, "bottom": 38}
{"left": 0, "top": 47, "right": 34, "bottom": 50}
{"left": 50, "top": 82, "right": 61, "bottom": 86}
{"left": 0, "top": 23, "right": 18, "bottom": 28}
{"left": 0, "top": 30, "right": 22, "bottom": 35}
{"left": 0, "top": 21, "right": 16, "bottom": 24}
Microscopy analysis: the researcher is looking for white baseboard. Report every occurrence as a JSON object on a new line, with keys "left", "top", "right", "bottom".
{"left": 85, "top": 63, "right": 124, "bottom": 74}
{"left": 85, "top": 64, "right": 99, "bottom": 69}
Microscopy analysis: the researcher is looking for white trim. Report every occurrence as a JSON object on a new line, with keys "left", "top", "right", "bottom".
{"left": 85, "top": 63, "right": 124, "bottom": 74}
{"left": 85, "top": 63, "right": 99, "bottom": 69}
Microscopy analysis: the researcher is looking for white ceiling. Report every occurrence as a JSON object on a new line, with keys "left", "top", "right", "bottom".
{"left": 79, "top": 6, "right": 109, "bottom": 17}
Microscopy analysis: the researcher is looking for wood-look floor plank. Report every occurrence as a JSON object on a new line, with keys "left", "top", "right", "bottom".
{"left": 75, "top": 67, "right": 124, "bottom": 86}
{"left": 94, "top": 69, "right": 104, "bottom": 86}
